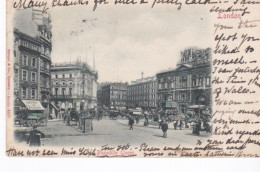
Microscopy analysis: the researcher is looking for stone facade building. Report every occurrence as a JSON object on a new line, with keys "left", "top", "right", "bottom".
{"left": 13, "top": 9, "right": 52, "bottom": 113}
{"left": 97, "top": 82, "right": 127, "bottom": 108}
{"left": 126, "top": 76, "right": 157, "bottom": 109}
{"left": 50, "top": 62, "right": 98, "bottom": 111}
{"left": 156, "top": 47, "right": 212, "bottom": 113}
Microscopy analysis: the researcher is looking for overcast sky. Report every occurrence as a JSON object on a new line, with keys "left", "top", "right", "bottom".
{"left": 49, "top": 5, "right": 211, "bottom": 83}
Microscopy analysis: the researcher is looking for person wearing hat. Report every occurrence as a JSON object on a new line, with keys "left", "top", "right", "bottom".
{"left": 129, "top": 116, "right": 135, "bottom": 130}
{"left": 161, "top": 120, "right": 169, "bottom": 138}
{"left": 179, "top": 119, "right": 183, "bottom": 130}
{"left": 27, "top": 125, "right": 45, "bottom": 147}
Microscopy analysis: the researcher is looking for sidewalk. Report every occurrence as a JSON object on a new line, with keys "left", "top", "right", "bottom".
{"left": 47, "top": 118, "right": 63, "bottom": 122}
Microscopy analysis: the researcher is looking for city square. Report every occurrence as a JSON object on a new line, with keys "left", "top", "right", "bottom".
{"left": 12, "top": 8, "right": 212, "bottom": 148}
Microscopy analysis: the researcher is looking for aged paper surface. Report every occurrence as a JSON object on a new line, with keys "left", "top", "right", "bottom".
{"left": 6, "top": 0, "right": 260, "bottom": 157}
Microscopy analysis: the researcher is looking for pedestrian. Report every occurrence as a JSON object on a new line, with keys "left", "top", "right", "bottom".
{"left": 195, "top": 120, "right": 201, "bottom": 135}
{"left": 55, "top": 111, "right": 58, "bottom": 119}
{"left": 185, "top": 119, "right": 189, "bottom": 128}
{"left": 144, "top": 114, "right": 149, "bottom": 126}
{"left": 158, "top": 118, "right": 162, "bottom": 129}
{"left": 161, "top": 120, "right": 168, "bottom": 138}
{"left": 135, "top": 116, "right": 139, "bottom": 124}
{"left": 129, "top": 116, "right": 134, "bottom": 130}
{"left": 180, "top": 119, "right": 183, "bottom": 130}
{"left": 66, "top": 110, "right": 71, "bottom": 126}
{"left": 27, "top": 125, "right": 45, "bottom": 147}
{"left": 173, "top": 120, "right": 177, "bottom": 130}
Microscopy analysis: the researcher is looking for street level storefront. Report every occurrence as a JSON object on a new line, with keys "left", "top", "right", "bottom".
{"left": 14, "top": 99, "right": 47, "bottom": 127}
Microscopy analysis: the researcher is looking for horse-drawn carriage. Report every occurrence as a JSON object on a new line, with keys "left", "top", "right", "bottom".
{"left": 65, "top": 108, "right": 79, "bottom": 126}
{"left": 109, "top": 109, "right": 120, "bottom": 119}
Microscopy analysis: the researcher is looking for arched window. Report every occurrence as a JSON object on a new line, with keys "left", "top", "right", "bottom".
{"left": 68, "top": 81, "right": 73, "bottom": 87}
{"left": 54, "top": 81, "right": 59, "bottom": 87}
{"left": 61, "top": 81, "right": 66, "bottom": 86}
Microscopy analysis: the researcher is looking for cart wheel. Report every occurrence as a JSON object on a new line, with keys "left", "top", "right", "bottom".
{"left": 40, "top": 118, "right": 47, "bottom": 126}
{"left": 27, "top": 120, "right": 36, "bottom": 127}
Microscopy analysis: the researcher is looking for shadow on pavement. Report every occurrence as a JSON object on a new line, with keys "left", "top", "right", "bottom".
{"left": 153, "top": 134, "right": 164, "bottom": 138}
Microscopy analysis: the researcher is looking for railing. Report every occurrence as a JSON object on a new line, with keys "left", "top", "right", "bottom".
{"left": 40, "top": 68, "right": 50, "bottom": 75}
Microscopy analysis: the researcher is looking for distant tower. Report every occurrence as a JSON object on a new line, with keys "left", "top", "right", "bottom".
{"left": 141, "top": 72, "right": 144, "bottom": 79}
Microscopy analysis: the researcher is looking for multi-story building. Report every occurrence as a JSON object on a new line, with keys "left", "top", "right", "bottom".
{"left": 97, "top": 82, "right": 127, "bottom": 108}
{"left": 126, "top": 76, "right": 157, "bottom": 109}
{"left": 13, "top": 9, "right": 52, "bottom": 113}
{"left": 156, "top": 47, "right": 212, "bottom": 113}
{"left": 50, "top": 62, "right": 98, "bottom": 111}
{"left": 97, "top": 82, "right": 107, "bottom": 107}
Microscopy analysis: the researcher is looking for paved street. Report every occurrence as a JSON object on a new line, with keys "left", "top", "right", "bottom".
{"left": 38, "top": 119, "right": 210, "bottom": 147}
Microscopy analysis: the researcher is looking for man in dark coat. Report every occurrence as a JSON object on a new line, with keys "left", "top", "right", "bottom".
{"left": 161, "top": 120, "right": 168, "bottom": 138}
{"left": 179, "top": 120, "right": 183, "bottom": 130}
{"left": 195, "top": 120, "right": 202, "bottom": 135}
{"left": 27, "top": 126, "right": 45, "bottom": 147}
{"left": 135, "top": 116, "right": 139, "bottom": 124}
{"left": 129, "top": 116, "right": 134, "bottom": 130}
{"left": 173, "top": 120, "right": 177, "bottom": 130}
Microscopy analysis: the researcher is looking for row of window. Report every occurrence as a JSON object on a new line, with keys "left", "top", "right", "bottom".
{"left": 159, "top": 74, "right": 210, "bottom": 83}
{"left": 53, "top": 73, "right": 73, "bottom": 79}
{"left": 127, "top": 95, "right": 156, "bottom": 101}
{"left": 21, "top": 87, "right": 36, "bottom": 99}
{"left": 22, "top": 70, "right": 37, "bottom": 82}
{"left": 158, "top": 76, "right": 210, "bottom": 89}
{"left": 21, "top": 70, "right": 50, "bottom": 88}
{"left": 128, "top": 89, "right": 156, "bottom": 95}
{"left": 21, "top": 41, "right": 51, "bottom": 56}
{"left": 21, "top": 41, "right": 40, "bottom": 51}
{"left": 53, "top": 80, "right": 74, "bottom": 87}
{"left": 110, "top": 86, "right": 127, "bottom": 90}
{"left": 110, "top": 94, "right": 125, "bottom": 99}
{"left": 110, "top": 102, "right": 126, "bottom": 105}
{"left": 54, "top": 88, "right": 73, "bottom": 96}
{"left": 21, "top": 54, "right": 50, "bottom": 70}
{"left": 21, "top": 54, "right": 37, "bottom": 68}
{"left": 53, "top": 88, "right": 92, "bottom": 96}
{"left": 157, "top": 92, "right": 191, "bottom": 102}
{"left": 128, "top": 83, "right": 156, "bottom": 90}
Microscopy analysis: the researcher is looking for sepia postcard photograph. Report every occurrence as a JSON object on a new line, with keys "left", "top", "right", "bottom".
{"left": 5, "top": 0, "right": 260, "bottom": 158}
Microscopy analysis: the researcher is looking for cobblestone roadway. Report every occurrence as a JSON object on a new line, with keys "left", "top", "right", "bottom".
{"left": 39, "top": 119, "right": 210, "bottom": 147}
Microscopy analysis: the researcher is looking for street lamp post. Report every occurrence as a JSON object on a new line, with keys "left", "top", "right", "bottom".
{"left": 198, "top": 96, "right": 206, "bottom": 119}
{"left": 81, "top": 66, "right": 88, "bottom": 112}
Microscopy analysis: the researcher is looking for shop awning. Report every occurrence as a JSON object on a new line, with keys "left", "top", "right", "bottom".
{"left": 188, "top": 105, "right": 205, "bottom": 109}
{"left": 133, "top": 111, "right": 142, "bottom": 115}
{"left": 50, "top": 102, "right": 59, "bottom": 111}
{"left": 22, "top": 100, "right": 45, "bottom": 111}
